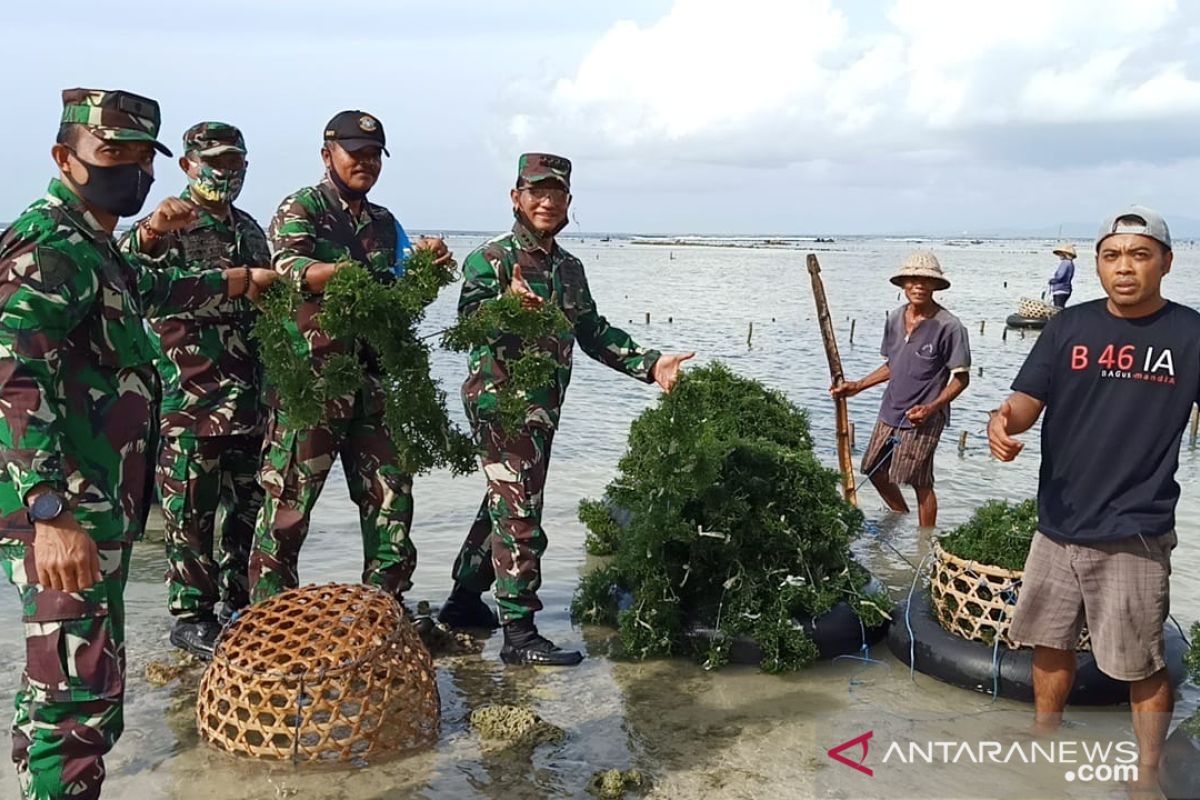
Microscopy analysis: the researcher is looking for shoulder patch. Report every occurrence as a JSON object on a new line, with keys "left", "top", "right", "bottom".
{"left": 33, "top": 246, "right": 76, "bottom": 290}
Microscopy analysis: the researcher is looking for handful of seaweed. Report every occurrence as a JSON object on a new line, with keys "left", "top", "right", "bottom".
{"left": 252, "top": 248, "right": 476, "bottom": 475}
{"left": 937, "top": 499, "right": 1038, "bottom": 570}
{"left": 572, "top": 363, "right": 885, "bottom": 672}
{"left": 441, "top": 292, "right": 572, "bottom": 436}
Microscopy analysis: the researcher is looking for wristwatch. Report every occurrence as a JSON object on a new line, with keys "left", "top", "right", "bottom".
{"left": 28, "top": 491, "right": 66, "bottom": 523}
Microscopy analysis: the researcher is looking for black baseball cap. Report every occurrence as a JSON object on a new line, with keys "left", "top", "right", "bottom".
{"left": 323, "top": 110, "right": 389, "bottom": 156}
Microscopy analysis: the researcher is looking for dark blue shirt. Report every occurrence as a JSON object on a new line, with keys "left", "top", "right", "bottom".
{"left": 1012, "top": 299, "right": 1200, "bottom": 542}
{"left": 1050, "top": 258, "right": 1075, "bottom": 295}
{"left": 878, "top": 305, "right": 971, "bottom": 429}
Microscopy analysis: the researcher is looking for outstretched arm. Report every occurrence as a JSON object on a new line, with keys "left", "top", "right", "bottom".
{"left": 572, "top": 273, "right": 664, "bottom": 384}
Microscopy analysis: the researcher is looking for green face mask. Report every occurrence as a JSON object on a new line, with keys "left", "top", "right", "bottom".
{"left": 189, "top": 161, "right": 246, "bottom": 204}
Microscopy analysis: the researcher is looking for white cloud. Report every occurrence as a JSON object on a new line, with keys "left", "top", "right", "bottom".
{"left": 500, "top": 0, "right": 1200, "bottom": 169}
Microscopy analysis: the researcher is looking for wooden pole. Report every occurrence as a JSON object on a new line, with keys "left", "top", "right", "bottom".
{"left": 747, "top": 321, "right": 754, "bottom": 348}
{"left": 958, "top": 431, "right": 968, "bottom": 453}
{"left": 849, "top": 422, "right": 856, "bottom": 450}
{"left": 849, "top": 319, "right": 856, "bottom": 344}
{"left": 807, "top": 253, "right": 858, "bottom": 506}
{"left": 979, "top": 320, "right": 985, "bottom": 335}
{"left": 645, "top": 312, "right": 651, "bottom": 324}
{"left": 1191, "top": 405, "right": 1199, "bottom": 447}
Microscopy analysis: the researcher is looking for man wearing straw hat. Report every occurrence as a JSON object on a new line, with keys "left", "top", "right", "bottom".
{"left": 831, "top": 251, "right": 970, "bottom": 528}
{"left": 990, "top": 207, "right": 1197, "bottom": 793}
{"left": 1049, "top": 244, "right": 1077, "bottom": 308}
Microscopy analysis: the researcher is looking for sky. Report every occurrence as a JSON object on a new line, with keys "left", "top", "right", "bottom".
{"left": 4, "top": 0, "right": 1200, "bottom": 236}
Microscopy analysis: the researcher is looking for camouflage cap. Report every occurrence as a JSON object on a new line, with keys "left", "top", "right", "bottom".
{"left": 517, "top": 153, "right": 571, "bottom": 190}
{"left": 183, "top": 121, "right": 247, "bottom": 158}
{"left": 60, "top": 87, "right": 172, "bottom": 156}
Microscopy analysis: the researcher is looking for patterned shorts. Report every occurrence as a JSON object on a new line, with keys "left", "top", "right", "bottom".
{"left": 1008, "top": 530, "right": 1175, "bottom": 681}
{"left": 859, "top": 414, "right": 946, "bottom": 488}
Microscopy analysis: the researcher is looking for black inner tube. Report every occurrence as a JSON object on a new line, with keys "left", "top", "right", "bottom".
{"left": 687, "top": 577, "right": 891, "bottom": 665}
{"left": 888, "top": 591, "right": 1187, "bottom": 705}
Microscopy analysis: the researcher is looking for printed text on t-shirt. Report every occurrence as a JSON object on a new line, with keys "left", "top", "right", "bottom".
{"left": 1070, "top": 344, "right": 1176, "bottom": 385}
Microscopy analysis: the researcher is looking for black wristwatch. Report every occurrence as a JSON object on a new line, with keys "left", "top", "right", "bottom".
{"left": 28, "top": 491, "right": 67, "bottom": 523}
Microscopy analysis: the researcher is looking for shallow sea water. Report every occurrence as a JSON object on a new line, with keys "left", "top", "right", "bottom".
{"left": 1, "top": 234, "right": 1198, "bottom": 799}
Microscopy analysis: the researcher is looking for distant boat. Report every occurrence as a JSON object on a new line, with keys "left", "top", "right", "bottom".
{"left": 600, "top": 236, "right": 611, "bottom": 242}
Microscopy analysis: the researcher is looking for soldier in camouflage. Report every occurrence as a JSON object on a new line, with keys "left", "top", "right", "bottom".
{"left": 0, "top": 89, "right": 276, "bottom": 800}
{"left": 248, "top": 110, "right": 451, "bottom": 605}
{"left": 119, "top": 122, "right": 270, "bottom": 659}
{"left": 438, "top": 153, "right": 693, "bottom": 666}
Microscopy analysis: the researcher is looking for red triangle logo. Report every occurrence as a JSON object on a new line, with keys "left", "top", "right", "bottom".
{"left": 827, "top": 730, "right": 874, "bottom": 777}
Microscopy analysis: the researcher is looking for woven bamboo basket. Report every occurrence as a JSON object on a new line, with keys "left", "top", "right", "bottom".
{"left": 1016, "top": 297, "right": 1060, "bottom": 320}
{"left": 196, "top": 583, "right": 439, "bottom": 764}
{"left": 929, "top": 540, "right": 1089, "bottom": 650}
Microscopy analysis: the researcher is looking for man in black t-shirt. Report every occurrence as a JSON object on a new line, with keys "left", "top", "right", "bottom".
{"left": 988, "top": 206, "right": 1197, "bottom": 790}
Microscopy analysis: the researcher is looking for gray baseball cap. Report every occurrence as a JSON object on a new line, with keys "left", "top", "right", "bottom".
{"left": 1096, "top": 206, "right": 1172, "bottom": 251}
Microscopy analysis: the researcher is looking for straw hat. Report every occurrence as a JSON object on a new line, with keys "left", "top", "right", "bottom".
{"left": 890, "top": 250, "right": 950, "bottom": 291}
{"left": 1052, "top": 243, "right": 1077, "bottom": 259}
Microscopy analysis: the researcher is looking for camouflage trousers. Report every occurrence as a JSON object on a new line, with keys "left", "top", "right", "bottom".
{"left": 158, "top": 434, "right": 263, "bottom": 620}
{"left": 451, "top": 424, "right": 554, "bottom": 623}
{"left": 249, "top": 409, "right": 415, "bottom": 604}
{"left": 1, "top": 538, "right": 130, "bottom": 800}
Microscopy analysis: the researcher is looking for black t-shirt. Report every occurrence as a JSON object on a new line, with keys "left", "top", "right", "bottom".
{"left": 1012, "top": 299, "right": 1200, "bottom": 542}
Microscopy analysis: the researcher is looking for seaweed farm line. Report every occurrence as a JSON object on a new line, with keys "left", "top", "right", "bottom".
{"left": 1, "top": 235, "right": 1198, "bottom": 799}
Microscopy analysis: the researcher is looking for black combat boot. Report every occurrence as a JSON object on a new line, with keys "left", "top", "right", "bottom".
{"left": 499, "top": 617, "right": 583, "bottom": 666}
{"left": 436, "top": 586, "right": 500, "bottom": 630}
{"left": 169, "top": 616, "right": 222, "bottom": 660}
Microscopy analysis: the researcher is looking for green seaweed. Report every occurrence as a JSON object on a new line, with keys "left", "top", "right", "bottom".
{"left": 570, "top": 363, "right": 882, "bottom": 673}
{"left": 441, "top": 293, "right": 572, "bottom": 436}
{"left": 937, "top": 499, "right": 1038, "bottom": 570}
{"left": 469, "top": 704, "right": 564, "bottom": 746}
{"left": 252, "top": 249, "right": 476, "bottom": 476}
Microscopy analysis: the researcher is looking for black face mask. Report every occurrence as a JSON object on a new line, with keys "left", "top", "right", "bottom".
{"left": 66, "top": 151, "right": 155, "bottom": 217}
{"left": 327, "top": 166, "right": 367, "bottom": 202}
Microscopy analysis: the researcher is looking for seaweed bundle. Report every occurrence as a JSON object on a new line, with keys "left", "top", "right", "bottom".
{"left": 572, "top": 362, "right": 886, "bottom": 672}
{"left": 937, "top": 499, "right": 1038, "bottom": 571}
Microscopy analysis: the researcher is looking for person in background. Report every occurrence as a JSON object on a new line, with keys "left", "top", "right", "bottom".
{"left": 437, "top": 153, "right": 694, "bottom": 666}
{"left": 0, "top": 88, "right": 276, "bottom": 800}
{"left": 831, "top": 251, "right": 970, "bottom": 528}
{"left": 1049, "top": 243, "right": 1076, "bottom": 308}
{"left": 990, "top": 207, "right": 1193, "bottom": 797}
{"left": 119, "top": 122, "right": 271, "bottom": 659}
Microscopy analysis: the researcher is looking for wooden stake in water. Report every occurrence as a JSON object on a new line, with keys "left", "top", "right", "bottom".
{"left": 1002, "top": 327, "right": 1008, "bottom": 341}
{"left": 807, "top": 253, "right": 858, "bottom": 506}
{"left": 958, "top": 431, "right": 968, "bottom": 453}
{"left": 1191, "top": 405, "right": 1199, "bottom": 447}
{"left": 979, "top": 320, "right": 985, "bottom": 335}
{"left": 747, "top": 321, "right": 754, "bottom": 348}
{"left": 849, "top": 422, "right": 856, "bottom": 450}
{"left": 850, "top": 319, "right": 856, "bottom": 344}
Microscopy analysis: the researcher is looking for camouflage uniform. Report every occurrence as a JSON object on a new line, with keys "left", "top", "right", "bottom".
{"left": 451, "top": 154, "right": 661, "bottom": 623}
{"left": 249, "top": 162, "right": 416, "bottom": 603}
{"left": 118, "top": 122, "right": 270, "bottom": 622}
{"left": 0, "top": 90, "right": 230, "bottom": 799}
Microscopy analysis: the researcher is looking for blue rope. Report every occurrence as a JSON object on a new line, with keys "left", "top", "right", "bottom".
{"left": 863, "top": 434, "right": 901, "bottom": 480}
{"left": 990, "top": 635, "right": 1002, "bottom": 701}
{"left": 904, "top": 552, "right": 935, "bottom": 682}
